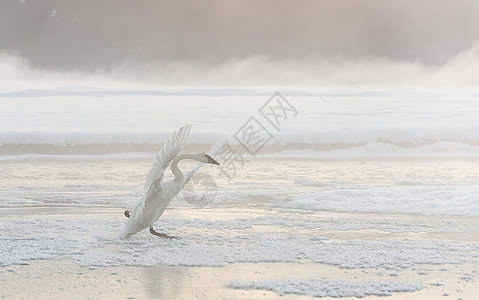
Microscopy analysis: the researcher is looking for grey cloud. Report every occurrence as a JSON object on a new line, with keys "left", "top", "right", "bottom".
{"left": 1, "top": 0, "right": 479, "bottom": 72}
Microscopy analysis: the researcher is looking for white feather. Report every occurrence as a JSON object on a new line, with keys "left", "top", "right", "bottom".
{"left": 120, "top": 125, "right": 221, "bottom": 238}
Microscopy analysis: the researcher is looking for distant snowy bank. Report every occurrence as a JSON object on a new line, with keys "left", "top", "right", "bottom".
{"left": 1, "top": 89, "right": 478, "bottom": 156}
{"left": 2, "top": 140, "right": 479, "bottom": 158}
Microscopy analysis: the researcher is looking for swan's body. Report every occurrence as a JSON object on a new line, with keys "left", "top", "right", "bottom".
{"left": 120, "top": 125, "right": 221, "bottom": 238}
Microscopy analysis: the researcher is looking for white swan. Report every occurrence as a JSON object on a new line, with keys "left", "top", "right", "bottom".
{"left": 120, "top": 125, "right": 221, "bottom": 238}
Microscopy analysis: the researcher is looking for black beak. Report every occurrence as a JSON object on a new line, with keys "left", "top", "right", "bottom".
{"left": 205, "top": 154, "right": 220, "bottom": 165}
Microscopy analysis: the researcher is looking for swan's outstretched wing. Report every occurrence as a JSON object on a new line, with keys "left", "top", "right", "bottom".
{"left": 121, "top": 125, "right": 191, "bottom": 237}
{"left": 184, "top": 139, "right": 226, "bottom": 185}
{"left": 143, "top": 124, "right": 192, "bottom": 195}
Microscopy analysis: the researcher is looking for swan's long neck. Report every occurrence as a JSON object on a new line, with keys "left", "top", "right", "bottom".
{"left": 170, "top": 153, "right": 201, "bottom": 183}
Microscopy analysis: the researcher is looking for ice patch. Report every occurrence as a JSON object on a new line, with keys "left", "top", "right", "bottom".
{"left": 293, "top": 178, "right": 331, "bottom": 187}
{"left": 0, "top": 197, "right": 39, "bottom": 206}
{"left": 268, "top": 141, "right": 479, "bottom": 159}
{"left": 283, "top": 186, "right": 479, "bottom": 216}
{"left": 250, "top": 215, "right": 479, "bottom": 234}
{"left": 1, "top": 215, "right": 478, "bottom": 269}
{"left": 227, "top": 279, "right": 425, "bottom": 297}
{"left": 0, "top": 152, "right": 154, "bottom": 161}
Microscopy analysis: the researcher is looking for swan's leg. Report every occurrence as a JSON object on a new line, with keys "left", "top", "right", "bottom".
{"left": 149, "top": 227, "right": 178, "bottom": 239}
{"left": 124, "top": 210, "right": 130, "bottom": 218}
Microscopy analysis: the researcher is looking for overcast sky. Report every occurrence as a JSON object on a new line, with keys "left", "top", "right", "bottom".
{"left": 1, "top": 0, "right": 479, "bottom": 87}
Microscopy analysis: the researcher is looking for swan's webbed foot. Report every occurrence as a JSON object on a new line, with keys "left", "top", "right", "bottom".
{"left": 149, "top": 227, "right": 179, "bottom": 239}
{"left": 124, "top": 210, "right": 130, "bottom": 218}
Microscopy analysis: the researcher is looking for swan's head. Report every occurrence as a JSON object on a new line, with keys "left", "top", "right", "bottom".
{"left": 183, "top": 153, "right": 221, "bottom": 165}
{"left": 203, "top": 153, "right": 220, "bottom": 165}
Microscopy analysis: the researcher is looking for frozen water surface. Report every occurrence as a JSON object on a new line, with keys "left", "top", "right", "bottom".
{"left": 1, "top": 157, "right": 479, "bottom": 298}
{"left": 1, "top": 89, "right": 479, "bottom": 298}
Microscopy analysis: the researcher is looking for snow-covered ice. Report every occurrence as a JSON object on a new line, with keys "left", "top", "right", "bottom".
{"left": 1, "top": 88, "right": 479, "bottom": 298}
{"left": 1, "top": 89, "right": 479, "bottom": 158}
{"left": 227, "top": 279, "right": 425, "bottom": 297}
{"left": 1, "top": 213, "right": 478, "bottom": 269}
